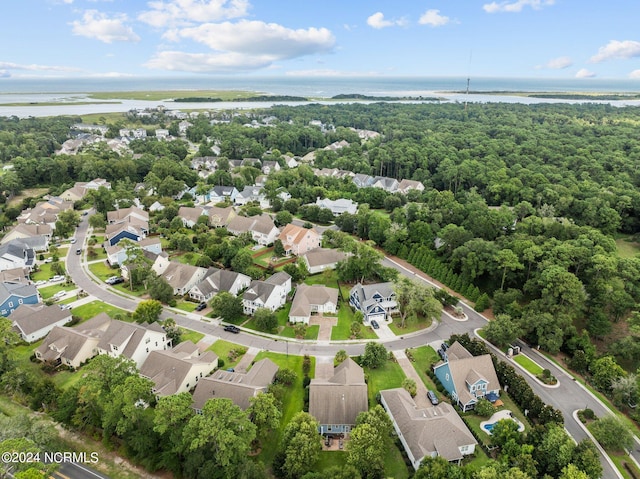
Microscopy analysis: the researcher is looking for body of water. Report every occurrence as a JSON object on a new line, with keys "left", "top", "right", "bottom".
{"left": 1, "top": 76, "right": 639, "bottom": 118}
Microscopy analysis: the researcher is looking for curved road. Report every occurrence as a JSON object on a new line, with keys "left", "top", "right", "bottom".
{"left": 68, "top": 213, "right": 626, "bottom": 478}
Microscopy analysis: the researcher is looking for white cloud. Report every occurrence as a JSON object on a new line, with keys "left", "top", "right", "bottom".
{"left": 176, "top": 20, "right": 334, "bottom": 60}
{"left": 0, "top": 70, "right": 11, "bottom": 78}
{"left": 139, "top": 0, "right": 249, "bottom": 28}
{"left": 590, "top": 40, "right": 640, "bottom": 63}
{"left": 87, "top": 71, "right": 136, "bottom": 78}
{"left": 71, "top": 10, "right": 140, "bottom": 43}
{"left": 0, "top": 61, "right": 80, "bottom": 72}
{"left": 419, "top": 9, "right": 451, "bottom": 27}
{"left": 483, "top": 0, "right": 554, "bottom": 13}
{"left": 536, "top": 56, "right": 572, "bottom": 70}
{"left": 575, "top": 68, "right": 596, "bottom": 78}
{"left": 366, "top": 12, "right": 406, "bottom": 29}
{"left": 629, "top": 70, "right": 640, "bottom": 79}
{"left": 144, "top": 50, "right": 273, "bottom": 73}
{"left": 285, "top": 69, "right": 380, "bottom": 77}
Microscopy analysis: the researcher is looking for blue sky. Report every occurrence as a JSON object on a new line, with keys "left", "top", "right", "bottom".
{"left": 3, "top": 0, "right": 640, "bottom": 80}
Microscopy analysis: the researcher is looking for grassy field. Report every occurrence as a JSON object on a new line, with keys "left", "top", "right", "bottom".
{"left": 304, "top": 271, "right": 340, "bottom": 289}
{"left": 388, "top": 315, "right": 433, "bottom": 335}
{"left": 7, "top": 187, "right": 49, "bottom": 207}
{"left": 88, "top": 90, "right": 257, "bottom": 101}
{"left": 179, "top": 328, "right": 205, "bottom": 345}
{"left": 88, "top": 261, "right": 119, "bottom": 281}
{"left": 38, "top": 283, "right": 76, "bottom": 299}
{"left": 71, "top": 300, "right": 130, "bottom": 321}
{"left": 407, "top": 346, "right": 445, "bottom": 401}
{"left": 31, "top": 263, "right": 53, "bottom": 281}
{"left": 171, "top": 252, "right": 204, "bottom": 266}
{"left": 365, "top": 360, "right": 407, "bottom": 405}
{"left": 207, "top": 340, "right": 247, "bottom": 369}
{"left": 331, "top": 303, "right": 377, "bottom": 340}
{"left": 616, "top": 236, "right": 640, "bottom": 258}
{"left": 513, "top": 354, "right": 544, "bottom": 376}
{"left": 252, "top": 351, "right": 315, "bottom": 468}
{"left": 5, "top": 101, "right": 121, "bottom": 107}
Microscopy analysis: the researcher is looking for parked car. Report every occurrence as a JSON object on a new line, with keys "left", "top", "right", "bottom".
{"left": 427, "top": 390, "right": 439, "bottom": 405}
{"left": 70, "top": 238, "right": 77, "bottom": 244}
{"left": 105, "top": 276, "right": 124, "bottom": 285}
{"left": 50, "top": 275, "right": 65, "bottom": 282}
{"left": 437, "top": 348, "right": 446, "bottom": 360}
{"left": 226, "top": 368, "right": 235, "bottom": 372}
{"left": 195, "top": 302, "right": 207, "bottom": 311}
{"left": 52, "top": 291, "right": 67, "bottom": 300}
{"left": 441, "top": 342, "right": 449, "bottom": 351}
{"left": 43, "top": 258, "right": 53, "bottom": 264}
{"left": 371, "top": 320, "right": 380, "bottom": 329}
{"left": 223, "top": 325, "right": 240, "bottom": 334}
{"left": 34, "top": 280, "right": 47, "bottom": 286}
{"left": 59, "top": 304, "right": 72, "bottom": 310}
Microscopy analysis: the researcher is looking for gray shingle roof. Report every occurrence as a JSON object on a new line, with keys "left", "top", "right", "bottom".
{"left": 10, "top": 304, "right": 72, "bottom": 336}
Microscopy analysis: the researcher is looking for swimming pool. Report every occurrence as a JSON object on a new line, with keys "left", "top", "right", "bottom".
{"left": 479, "top": 410, "right": 525, "bottom": 435}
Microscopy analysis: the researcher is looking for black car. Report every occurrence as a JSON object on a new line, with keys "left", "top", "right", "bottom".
{"left": 195, "top": 302, "right": 207, "bottom": 311}
{"left": 224, "top": 325, "right": 240, "bottom": 334}
{"left": 111, "top": 277, "right": 124, "bottom": 285}
{"left": 427, "top": 390, "right": 439, "bottom": 405}
{"left": 371, "top": 320, "right": 380, "bottom": 329}
{"left": 437, "top": 348, "right": 446, "bottom": 360}
{"left": 441, "top": 342, "right": 449, "bottom": 351}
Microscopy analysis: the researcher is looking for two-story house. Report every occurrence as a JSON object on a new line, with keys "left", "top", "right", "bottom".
{"left": 189, "top": 267, "right": 251, "bottom": 303}
{"left": 433, "top": 342, "right": 501, "bottom": 412}
{"left": 242, "top": 272, "right": 292, "bottom": 315}
{"left": 349, "top": 282, "right": 398, "bottom": 325}
{"left": 278, "top": 224, "right": 321, "bottom": 256}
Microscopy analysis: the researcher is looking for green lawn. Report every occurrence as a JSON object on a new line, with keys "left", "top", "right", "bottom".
{"left": 175, "top": 301, "right": 198, "bottom": 312}
{"left": 382, "top": 441, "right": 411, "bottom": 479}
{"left": 406, "top": 346, "right": 444, "bottom": 401}
{"left": 365, "top": 360, "right": 407, "bottom": 406}
{"left": 31, "top": 264, "right": 53, "bottom": 281}
{"left": 88, "top": 261, "right": 119, "bottom": 281}
{"left": 513, "top": 354, "right": 544, "bottom": 376}
{"left": 244, "top": 306, "right": 319, "bottom": 340}
{"left": 171, "top": 252, "right": 204, "bottom": 266}
{"left": 315, "top": 450, "right": 347, "bottom": 471}
{"left": 253, "top": 351, "right": 315, "bottom": 467}
{"left": 86, "top": 246, "right": 107, "bottom": 261}
{"left": 610, "top": 451, "right": 640, "bottom": 479}
{"left": 331, "top": 302, "right": 378, "bottom": 340}
{"left": 207, "top": 340, "right": 247, "bottom": 369}
{"left": 113, "top": 283, "right": 147, "bottom": 297}
{"left": 388, "top": 315, "right": 433, "bottom": 335}
{"left": 304, "top": 271, "right": 339, "bottom": 289}
{"left": 616, "top": 236, "right": 640, "bottom": 258}
{"left": 179, "top": 328, "right": 205, "bottom": 345}
{"left": 52, "top": 370, "right": 84, "bottom": 390}
{"left": 38, "top": 284, "right": 76, "bottom": 299}
{"left": 71, "top": 300, "right": 130, "bottom": 321}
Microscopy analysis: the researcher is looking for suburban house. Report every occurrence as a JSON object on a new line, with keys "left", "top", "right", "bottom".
{"left": 207, "top": 206, "right": 236, "bottom": 228}
{"left": 234, "top": 186, "right": 271, "bottom": 209}
{"left": 302, "top": 248, "right": 348, "bottom": 275}
{"left": 189, "top": 268, "right": 251, "bottom": 303}
{"left": 309, "top": 358, "right": 368, "bottom": 436}
{"left": 36, "top": 323, "right": 102, "bottom": 368}
{"left": 289, "top": 284, "right": 339, "bottom": 324}
{"left": 397, "top": 179, "right": 425, "bottom": 195}
{"left": 107, "top": 206, "right": 149, "bottom": 225}
{"left": 0, "top": 240, "right": 36, "bottom": 271}
{"left": 105, "top": 220, "right": 147, "bottom": 247}
{"left": 261, "top": 160, "right": 280, "bottom": 175}
{"left": 139, "top": 341, "right": 218, "bottom": 397}
{"left": 1, "top": 223, "right": 52, "bottom": 246}
{"left": 153, "top": 261, "right": 207, "bottom": 296}
{"left": 352, "top": 174, "right": 375, "bottom": 189}
{"left": 380, "top": 388, "right": 477, "bottom": 469}
{"left": 0, "top": 282, "right": 39, "bottom": 316}
{"left": 242, "top": 272, "right": 292, "bottom": 315}
{"left": 60, "top": 178, "right": 111, "bottom": 202}
{"left": 433, "top": 342, "right": 501, "bottom": 412}
{"left": 315, "top": 197, "right": 358, "bottom": 216}
{"left": 349, "top": 282, "right": 398, "bottom": 325}
{"left": 372, "top": 176, "right": 399, "bottom": 193}
{"left": 0, "top": 267, "right": 30, "bottom": 285}
{"left": 208, "top": 186, "right": 239, "bottom": 204}
{"left": 278, "top": 224, "right": 321, "bottom": 256}
{"left": 121, "top": 250, "right": 169, "bottom": 280}
{"left": 105, "top": 236, "right": 162, "bottom": 267}
{"left": 227, "top": 214, "right": 279, "bottom": 246}
{"left": 177, "top": 206, "right": 206, "bottom": 228}
{"left": 17, "top": 199, "right": 72, "bottom": 228}
{"left": 191, "top": 358, "right": 279, "bottom": 412}
{"left": 10, "top": 304, "right": 72, "bottom": 343}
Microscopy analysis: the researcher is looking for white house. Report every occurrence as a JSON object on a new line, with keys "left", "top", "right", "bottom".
{"left": 227, "top": 214, "right": 279, "bottom": 246}
{"left": 302, "top": 248, "right": 348, "bottom": 275}
{"left": 189, "top": 268, "right": 251, "bottom": 303}
{"left": 315, "top": 197, "right": 358, "bottom": 216}
{"left": 289, "top": 284, "right": 339, "bottom": 324}
{"left": 10, "top": 304, "right": 72, "bottom": 343}
{"left": 242, "top": 272, "right": 292, "bottom": 315}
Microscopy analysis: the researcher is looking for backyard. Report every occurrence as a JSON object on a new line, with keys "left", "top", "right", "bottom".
{"left": 207, "top": 339, "right": 247, "bottom": 369}
{"left": 71, "top": 300, "right": 130, "bottom": 321}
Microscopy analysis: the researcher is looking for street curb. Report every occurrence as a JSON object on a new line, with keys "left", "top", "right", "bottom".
{"left": 572, "top": 410, "right": 624, "bottom": 479}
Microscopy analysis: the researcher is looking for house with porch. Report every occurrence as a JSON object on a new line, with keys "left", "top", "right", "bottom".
{"left": 189, "top": 268, "right": 251, "bottom": 303}
{"left": 309, "top": 358, "right": 368, "bottom": 437}
{"left": 380, "top": 388, "right": 477, "bottom": 469}
{"left": 349, "top": 282, "right": 398, "bottom": 325}
{"left": 433, "top": 341, "right": 501, "bottom": 412}
{"left": 242, "top": 272, "right": 291, "bottom": 315}
{"left": 289, "top": 284, "right": 339, "bottom": 324}
{"left": 177, "top": 206, "right": 206, "bottom": 228}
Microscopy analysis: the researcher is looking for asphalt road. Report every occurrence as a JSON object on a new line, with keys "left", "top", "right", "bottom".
{"left": 52, "top": 461, "right": 109, "bottom": 479}
{"left": 67, "top": 212, "right": 626, "bottom": 478}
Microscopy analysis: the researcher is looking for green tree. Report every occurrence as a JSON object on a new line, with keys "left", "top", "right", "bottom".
{"left": 346, "top": 422, "right": 385, "bottom": 479}
{"left": 335, "top": 350, "right": 348, "bottom": 364}
{"left": 274, "top": 239, "right": 286, "bottom": 256}
{"left": 210, "top": 292, "right": 243, "bottom": 322}
{"left": 571, "top": 439, "right": 603, "bottom": 479}
{"left": 132, "top": 299, "right": 163, "bottom": 324}
{"left": 474, "top": 397, "right": 495, "bottom": 417}
{"left": 148, "top": 275, "right": 174, "bottom": 304}
{"left": 254, "top": 307, "right": 278, "bottom": 333}
{"left": 535, "top": 424, "right": 576, "bottom": 477}
{"left": 394, "top": 277, "right": 442, "bottom": 328}
{"left": 153, "top": 393, "right": 194, "bottom": 474}
{"left": 361, "top": 342, "right": 387, "bottom": 369}
{"left": 275, "top": 210, "right": 293, "bottom": 227}
{"left": 589, "top": 356, "right": 625, "bottom": 392}
{"left": 402, "top": 378, "right": 417, "bottom": 397}
{"left": 54, "top": 209, "right": 80, "bottom": 239}
{"left": 248, "top": 392, "right": 281, "bottom": 438}
{"left": 162, "top": 317, "right": 182, "bottom": 345}
{"left": 591, "top": 416, "right": 633, "bottom": 452}
{"left": 279, "top": 412, "right": 322, "bottom": 479}
{"left": 496, "top": 248, "right": 523, "bottom": 291}
{"left": 88, "top": 213, "right": 106, "bottom": 229}
{"left": 231, "top": 248, "right": 254, "bottom": 275}
{"left": 484, "top": 314, "right": 522, "bottom": 348}
{"left": 558, "top": 464, "right": 589, "bottom": 479}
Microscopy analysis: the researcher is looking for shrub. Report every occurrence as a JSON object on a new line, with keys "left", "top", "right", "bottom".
{"left": 474, "top": 398, "right": 495, "bottom": 417}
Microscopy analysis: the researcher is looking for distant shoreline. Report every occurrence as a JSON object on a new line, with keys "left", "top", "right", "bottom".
{"left": 448, "top": 90, "right": 640, "bottom": 100}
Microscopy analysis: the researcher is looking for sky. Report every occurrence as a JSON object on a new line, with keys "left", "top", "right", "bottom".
{"left": 3, "top": 0, "right": 640, "bottom": 80}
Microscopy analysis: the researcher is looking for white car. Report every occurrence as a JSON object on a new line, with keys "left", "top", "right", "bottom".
{"left": 50, "top": 275, "right": 65, "bottom": 282}
{"left": 34, "top": 280, "right": 47, "bottom": 286}
{"left": 43, "top": 258, "right": 53, "bottom": 264}
{"left": 52, "top": 291, "right": 67, "bottom": 300}
{"left": 70, "top": 238, "right": 77, "bottom": 244}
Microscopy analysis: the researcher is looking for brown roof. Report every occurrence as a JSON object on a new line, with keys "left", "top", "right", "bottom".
{"left": 445, "top": 341, "right": 473, "bottom": 361}
{"left": 302, "top": 248, "right": 347, "bottom": 268}
{"left": 107, "top": 206, "right": 148, "bottom": 223}
{"left": 191, "top": 358, "right": 279, "bottom": 410}
{"left": 177, "top": 206, "right": 204, "bottom": 224}
{"left": 207, "top": 206, "right": 235, "bottom": 225}
{"left": 278, "top": 223, "right": 319, "bottom": 248}
{"left": 380, "top": 388, "right": 477, "bottom": 463}
{"left": 309, "top": 358, "right": 368, "bottom": 426}
{"left": 290, "top": 284, "right": 339, "bottom": 318}
{"left": 161, "top": 262, "right": 205, "bottom": 290}
{"left": 10, "top": 304, "right": 72, "bottom": 336}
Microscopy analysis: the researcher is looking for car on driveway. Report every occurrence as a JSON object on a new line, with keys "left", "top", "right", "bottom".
{"left": 370, "top": 320, "right": 379, "bottom": 329}
{"left": 34, "top": 280, "right": 47, "bottom": 286}
{"left": 105, "top": 276, "right": 124, "bottom": 285}
{"left": 50, "top": 275, "right": 65, "bottom": 282}
{"left": 427, "top": 390, "right": 439, "bottom": 405}
{"left": 195, "top": 302, "right": 207, "bottom": 311}
{"left": 52, "top": 291, "right": 67, "bottom": 300}
{"left": 223, "top": 325, "right": 240, "bottom": 334}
